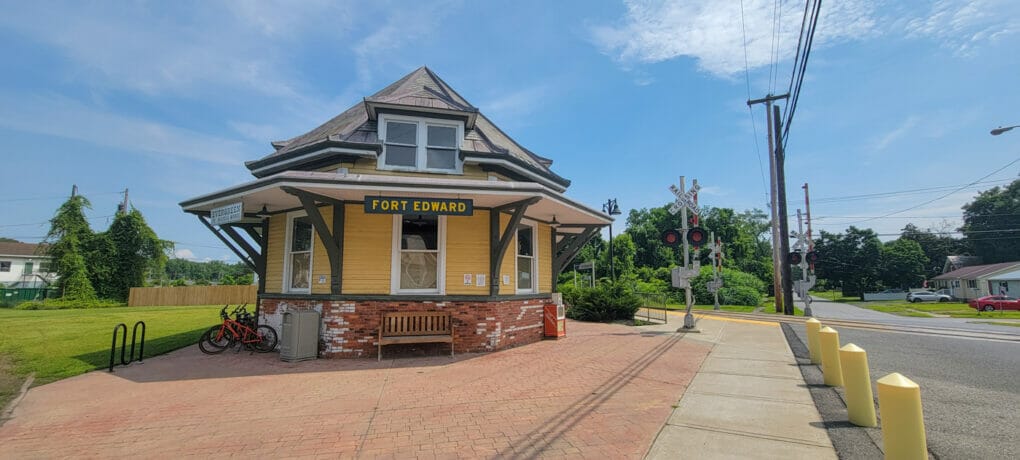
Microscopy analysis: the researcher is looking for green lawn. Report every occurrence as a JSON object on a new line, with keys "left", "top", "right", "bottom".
{"left": 662, "top": 301, "right": 757, "bottom": 313}
{"left": 0, "top": 305, "right": 222, "bottom": 409}
{"left": 852, "top": 300, "right": 1020, "bottom": 319}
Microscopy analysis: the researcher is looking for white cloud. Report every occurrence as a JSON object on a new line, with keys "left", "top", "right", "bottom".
{"left": 590, "top": 0, "right": 877, "bottom": 77}
{"left": 0, "top": 92, "right": 248, "bottom": 165}
{"left": 904, "top": 0, "right": 1020, "bottom": 55}
{"left": 174, "top": 249, "right": 196, "bottom": 260}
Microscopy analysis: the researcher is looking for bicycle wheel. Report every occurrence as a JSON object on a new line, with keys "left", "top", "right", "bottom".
{"left": 253, "top": 325, "right": 278, "bottom": 353}
{"left": 198, "top": 325, "right": 231, "bottom": 355}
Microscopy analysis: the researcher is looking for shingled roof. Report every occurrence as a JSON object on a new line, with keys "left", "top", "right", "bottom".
{"left": 247, "top": 67, "right": 560, "bottom": 182}
{"left": 0, "top": 242, "right": 47, "bottom": 257}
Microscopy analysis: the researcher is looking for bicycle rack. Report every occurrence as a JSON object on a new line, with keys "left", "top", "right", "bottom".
{"left": 109, "top": 321, "right": 146, "bottom": 372}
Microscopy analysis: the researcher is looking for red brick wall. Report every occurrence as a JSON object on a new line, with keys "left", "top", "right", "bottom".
{"left": 259, "top": 297, "right": 551, "bottom": 358}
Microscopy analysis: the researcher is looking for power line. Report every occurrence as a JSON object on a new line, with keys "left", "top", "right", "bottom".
{"left": 0, "top": 191, "right": 123, "bottom": 203}
{"left": 781, "top": 0, "right": 821, "bottom": 149}
{"left": 740, "top": 0, "right": 770, "bottom": 206}
{"left": 840, "top": 157, "right": 1020, "bottom": 226}
{"left": 810, "top": 179, "right": 1013, "bottom": 204}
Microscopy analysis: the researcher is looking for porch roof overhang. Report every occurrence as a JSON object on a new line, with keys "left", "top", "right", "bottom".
{"left": 179, "top": 170, "right": 612, "bottom": 232}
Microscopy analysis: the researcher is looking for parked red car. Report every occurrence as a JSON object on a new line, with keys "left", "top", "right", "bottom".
{"left": 969, "top": 295, "right": 1020, "bottom": 312}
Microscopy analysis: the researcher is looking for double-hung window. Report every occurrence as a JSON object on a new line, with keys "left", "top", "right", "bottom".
{"left": 286, "top": 213, "right": 313, "bottom": 292}
{"left": 380, "top": 115, "right": 462, "bottom": 173}
{"left": 516, "top": 225, "right": 536, "bottom": 292}
{"left": 393, "top": 214, "right": 444, "bottom": 294}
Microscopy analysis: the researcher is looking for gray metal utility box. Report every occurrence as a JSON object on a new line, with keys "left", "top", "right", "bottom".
{"left": 280, "top": 309, "right": 320, "bottom": 362}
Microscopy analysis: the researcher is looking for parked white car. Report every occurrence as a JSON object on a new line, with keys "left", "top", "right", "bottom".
{"left": 906, "top": 290, "right": 952, "bottom": 303}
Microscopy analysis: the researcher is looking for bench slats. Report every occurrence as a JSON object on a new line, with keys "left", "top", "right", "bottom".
{"left": 378, "top": 312, "right": 454, "bottom": 361}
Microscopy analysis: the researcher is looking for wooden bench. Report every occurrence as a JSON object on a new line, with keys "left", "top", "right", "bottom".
{"left": 378, "top": 311, "right": 454, "bottom": 361}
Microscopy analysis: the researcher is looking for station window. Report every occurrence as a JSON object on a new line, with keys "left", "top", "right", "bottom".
{"left": 379, "top": 114, "right": 462, "bottom": 174}
{"left": 516, "top": 225, "right": 536, "bottom": 293}
{"left": 286, "top": 214, "right": 313, "bottom": 292}
{"left": 394, "top": 214, "right": 444, "bottom": 293}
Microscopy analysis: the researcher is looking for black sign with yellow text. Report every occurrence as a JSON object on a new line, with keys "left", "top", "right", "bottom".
{"left": 364, "top": 196, "right": 473, "bottom": 216}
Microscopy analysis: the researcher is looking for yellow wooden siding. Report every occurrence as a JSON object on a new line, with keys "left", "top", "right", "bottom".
{"left": 264, "top": 214, "right": 286, "bottom": 294}
{"left": 538, "top": 223, "right": 552, "bottom": 293}
{"left": 498, "top": 214, "right": 516, "bottom": 295}
{"left": 342, "top": 204, "right": 392, "bottom": 294}
{"left": 310, "top": 206, "right": 333, "bottom": 295}
{"left": 444, "top": 212, "right": 490, "bottom": 295}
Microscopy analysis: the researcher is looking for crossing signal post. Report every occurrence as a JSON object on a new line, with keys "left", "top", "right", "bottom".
{"left": 668, "top": 176, "right": 702, "bottom": 331}
{"left": 708, "top": 233, "right": 724, "bottom": 310}
{"left": 793, "top": 207, "right": 817, "bottom": 317}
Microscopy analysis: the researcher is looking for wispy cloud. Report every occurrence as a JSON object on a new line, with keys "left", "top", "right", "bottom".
{"left": 590, "top": 0, "right": 877, "bottom": 77}
{"left": 904, "top": 0, "right": 1020, "bottom": 55}
{"left": 0, "top": 92, "right": 248, "bottom": 165}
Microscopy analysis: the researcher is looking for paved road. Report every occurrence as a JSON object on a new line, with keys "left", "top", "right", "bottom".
{"left": 801, "top": 296, "right": 1020, "bottom": 336}
{"left": 789, "top": 322, "right": 1020, "bottom": 459}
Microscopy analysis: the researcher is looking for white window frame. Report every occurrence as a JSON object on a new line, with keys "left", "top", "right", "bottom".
{"left": 378, "top": 113, "right": 464, "bottom": 174}
{"left": 283, "top": 211, "right": 313, "bottom": 294}
{"left": 390, "top": 214, "right": 447, "bottom": 295}
{"left": 515, "top": 221, "right": 538, "bottom": 294}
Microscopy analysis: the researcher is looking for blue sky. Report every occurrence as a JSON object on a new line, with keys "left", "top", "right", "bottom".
{"left": 1, "top": 0, "right": 1018, "bottom": 262}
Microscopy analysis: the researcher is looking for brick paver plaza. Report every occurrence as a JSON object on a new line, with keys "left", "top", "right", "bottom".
{"left": 0, "top": 320, "right": 711, "bottom": 458}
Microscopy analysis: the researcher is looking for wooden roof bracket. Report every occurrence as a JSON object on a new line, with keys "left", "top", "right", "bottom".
{"left": 197, "top": 215, "right": 259, "bottom": 274}
{"left": 552, "top": 225, "right": 602, "bottom": 283}
{"left": 282, "top": 186, "right": 346, "bottom": 295}
{"left": 489, "top": 197, "right": 541, "bottom": 296}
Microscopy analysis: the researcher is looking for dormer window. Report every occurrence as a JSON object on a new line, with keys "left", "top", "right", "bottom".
{"left": 379, "top": 114, "right": 463, "bottom": 173}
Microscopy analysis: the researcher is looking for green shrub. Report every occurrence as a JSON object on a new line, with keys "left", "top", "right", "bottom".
{"left": 564, "top": 280, "right": 641, "bottom": 322}
{"left": 689, "top": 266, "right": 765, "bottom": 306}
{"left": 15, "top": 298, "right": 125, "bottom": 310}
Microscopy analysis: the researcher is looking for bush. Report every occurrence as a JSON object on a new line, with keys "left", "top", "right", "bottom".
{"left": 15, "top": 298, "right": 125, "bottom": 310}
{"left": 689, "top": 266, "right": 765, "bottom": 307}
{"left": 564, "top": 280, "right": 641, "bottom": 322}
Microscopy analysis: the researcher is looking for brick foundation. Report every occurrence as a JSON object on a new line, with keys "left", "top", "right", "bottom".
{"left": 258, "top": 297, "right": 551, "bottom": 358}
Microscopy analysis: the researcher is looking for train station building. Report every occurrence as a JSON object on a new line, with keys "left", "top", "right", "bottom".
{"left": 180, "top": 67, "right": 610, "bottom": 358}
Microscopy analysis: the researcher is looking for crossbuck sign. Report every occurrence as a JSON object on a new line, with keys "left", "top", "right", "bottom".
{"left": 668, "top": 180, "right": 701, "bottom": 215}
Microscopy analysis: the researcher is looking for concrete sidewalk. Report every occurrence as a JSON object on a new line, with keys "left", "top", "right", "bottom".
{"left": 646, "top": 315, "right": 837, "bottom": 459}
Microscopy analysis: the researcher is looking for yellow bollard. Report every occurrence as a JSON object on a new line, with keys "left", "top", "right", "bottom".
{"left": 805, "top": 318, "right": 822, "bottom": 364}
{"left": 818, "top": 326, "right": 843, "bottom": 387}
{"left": 839, "top": 343, "right": 877, "bottom": 427}
{"left": 877, "top": 373, "right": 927, "bottom": 460}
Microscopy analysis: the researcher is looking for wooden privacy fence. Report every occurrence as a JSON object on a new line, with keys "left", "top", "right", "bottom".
{"left": 128, "top": 285, "right": 258, "bottom": 307}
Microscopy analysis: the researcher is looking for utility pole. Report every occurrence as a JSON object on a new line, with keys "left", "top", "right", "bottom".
{"left": 747, "top": 93, "right": 789, "bottom": 313}
{"left": 802, "top": 182, "right": 815, "bottom": 317}
{"left": 120, "top": 188, "right": 130, "bottom": 215}
{"left": 773, "top": 105, "right": 795, "bottom": 315}
{"left": 71, "top": 184, "right": 78, "bottom": 197}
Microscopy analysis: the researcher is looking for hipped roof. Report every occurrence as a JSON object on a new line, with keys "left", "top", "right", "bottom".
{"left": 246, "top": 67, "right": 564, "bottom": 185}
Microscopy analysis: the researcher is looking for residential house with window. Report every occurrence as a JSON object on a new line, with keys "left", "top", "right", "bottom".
{"left": 930, "top": 261, "right": 1020, "bottom": 300}
{"left": 180, "top": 67, "right": 610, "bottom": 358}
{"left": 0, "top": 242, "right": 56, "bottom": 288}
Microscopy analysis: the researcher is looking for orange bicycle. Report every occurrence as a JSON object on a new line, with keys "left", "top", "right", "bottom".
{"left": 198, "top": 304, "right": 278, "bottom": 354}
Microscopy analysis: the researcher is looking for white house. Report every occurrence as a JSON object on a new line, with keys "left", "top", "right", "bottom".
{"left": 931, "top": 261, "right": 1020, "bottom": 300}
{"left": 0, "top": 242, "right": 56, "bottom": 288}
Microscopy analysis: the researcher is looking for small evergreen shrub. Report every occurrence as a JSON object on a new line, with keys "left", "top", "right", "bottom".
{"left": 564, "top": 281, "right": 641, "bottom": 322}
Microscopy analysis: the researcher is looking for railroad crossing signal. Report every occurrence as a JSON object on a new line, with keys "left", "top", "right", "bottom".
{"left": 668, "top": 180, "right": 701, "bottom": 216}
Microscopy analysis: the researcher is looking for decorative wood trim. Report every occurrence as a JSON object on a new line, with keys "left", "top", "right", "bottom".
{"left": 489, "top": 197, "right": 540, "bottom": 296}
{"left": 553, "top": 225, "right": 601, "bottom": 281}
{"left": 282, "top": 186, "right": 344, "bottom": 295}
{"left": 197, "top": 215, "right": 257, "bottom": 272}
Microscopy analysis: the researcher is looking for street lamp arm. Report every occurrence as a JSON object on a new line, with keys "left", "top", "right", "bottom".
{"left": 990, "top": 125, "right": 1020, "bottom": 136}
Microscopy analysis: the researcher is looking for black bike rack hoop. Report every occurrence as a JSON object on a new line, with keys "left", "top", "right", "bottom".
{"left": 108, "top": 320, "right": 146, "bottom": 372}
